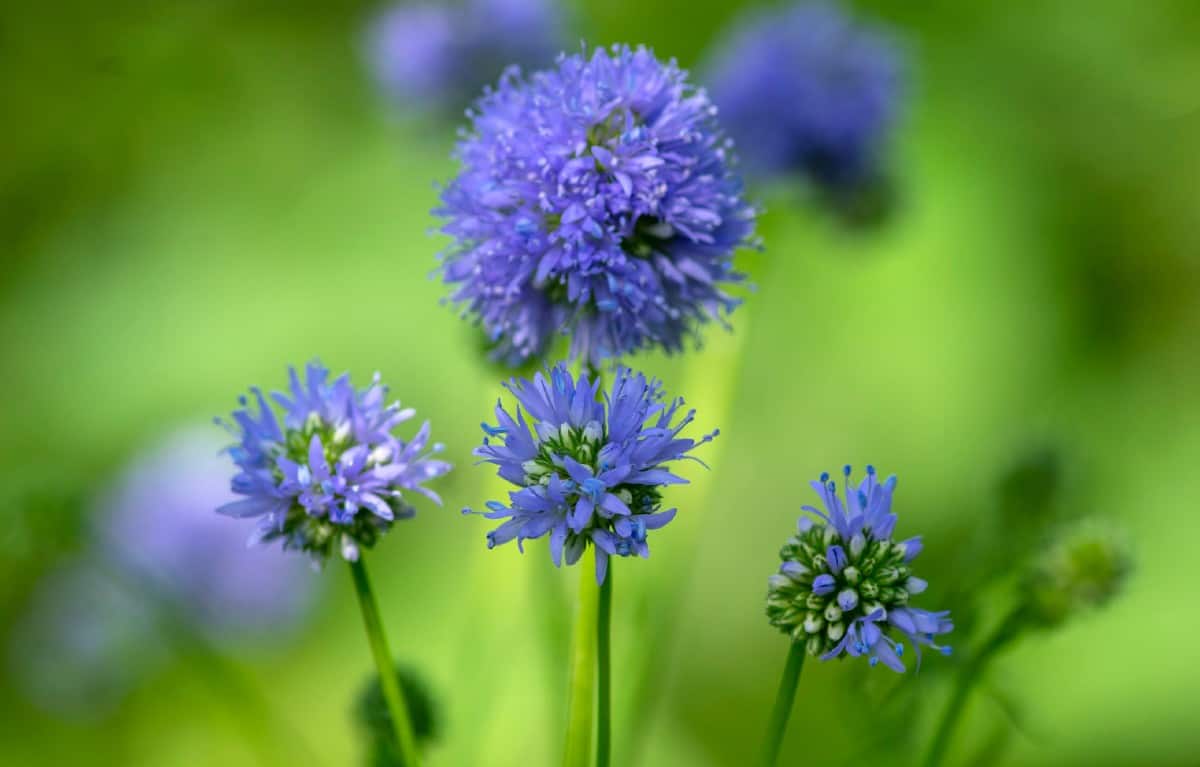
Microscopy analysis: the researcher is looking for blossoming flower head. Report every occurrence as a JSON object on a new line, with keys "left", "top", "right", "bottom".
{"left": 1023, "top": 518, "right": 1131, "bottom": 627}
{"left": 437, "top": 44, "right": 758, "bottom": 366}
{"left": 366, "top": 0, "right": 563, "bottom": 112}
{"left": 217, "top": 361, "right": 451, "bottom": 563}
{"left": 766, "top": 466, "right": 951, "bottom": 672}
{"left": 467, "top": 363, "right": 716, "bottom": 582}
{"left": 707, "top": 3, "right": 902, "bottom": 189}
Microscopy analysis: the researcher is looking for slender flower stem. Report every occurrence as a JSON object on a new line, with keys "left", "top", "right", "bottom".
{"left": 563, "top": 549, "right": 601, "bottom": 767}
{"left": 924, "top": 610, "right": 1027, "bottom": 767}
{"left": 596, "top": 562, "right": 614, "bottom": 767}
{"left": 758, "top": 641, "right": 807, "bottom": 767}
{"left": 349, "top": 557, "right": 422, "bottom": 767}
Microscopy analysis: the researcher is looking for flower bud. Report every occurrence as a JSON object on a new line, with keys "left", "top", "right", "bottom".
{"left": 849, "top": 532, "right": 867, "bottom": 558}
{"left": 837, "top": 588, "right": 859, "bottom": 611}
{"left": 1024, "top": 518, "right": 1130, "bottom": 627}
{"left": 805, "top": 635, "right": 824, "bottom": 656}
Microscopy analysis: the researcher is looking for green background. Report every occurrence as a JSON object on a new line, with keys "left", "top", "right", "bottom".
{"left": 1, "top": 1, "right": 1197, "bottom": 765}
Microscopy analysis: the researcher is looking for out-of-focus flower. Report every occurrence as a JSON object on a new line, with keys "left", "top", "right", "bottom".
{"left": 1023, "top": 518, "right": 1131, "bottom": 627}
{"left": 436, "top": 44, "right": 758, "bottom": 366}
{"left": 467, "top": 363, "right": 716, "bottom": 582}
{"left": 101, "top": 427, "right": 314, "bottom": 634}
{"left": 707, "top": 3, "right": 903, "bottom": 190}
{"left": 7, "top": 562, "right": 160, "bottom": 717}
{"left": 365, "top": 0, "right": 564, "bottom": 113}
{"left": 356, "top": 662, "right": 441, "bottom": 766}
{"left": 217, "top": 361, "right": 451, "bottom": 563}
{"left": 766, "top": 466, "right": 951, "bottom": 673}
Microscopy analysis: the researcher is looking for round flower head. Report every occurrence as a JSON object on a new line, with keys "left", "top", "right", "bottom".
{"left": 365, "top": 0, "right": 563, "bottom": 113}
{"left": 1023, "top": 518, "right": 1131, "bottom": 627}
{"left": 101, "top": 427, "right": 313, "bottom": 635}
{"left": 9, "top": 563, "right": 159, "bottom": 718}
{"left": 216, "top": 361, "right": 451, "bottom": 563}
{"left": 467, "top": 363, "right": 716, "bottom": 582}
{"left": 707, "top": 3, "right": 902, "bottom": 189}
{"left": 766, "top": 466, "right": 951, "bottom": 673}
{"left": 436, "top": 44, "right": 758, "bottom": 366}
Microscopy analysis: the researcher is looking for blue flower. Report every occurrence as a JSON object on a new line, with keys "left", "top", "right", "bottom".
{"left": 436, "top": 44, "right": 758, "bottom": 367}
{"left": 467, "top": 363, "right": 716, "bottom": 582}
{"left": 9, "top": 563, "right": 159, "bottom": 717}
{"left": 101, "top": 427, "right": 314, "bottom": 634}
{"left": 365, "top": 0, "right": 563, "bottom": 113}
{"left": 765, "top": 466, "right": 951, "bottom": 672}
{"left": 707, "top": 3, "right": 903, "bottom": 189}
{"left": 216, "top": 361, "right": 451, "bottom": 563}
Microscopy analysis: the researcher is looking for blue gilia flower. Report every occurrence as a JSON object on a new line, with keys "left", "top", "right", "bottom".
{"left": 101, "top": 427, "right": 314, "bottom": 634}
{"left": 766, "top": 466, "right": 951, "bottom": 672}
{"left": 707, "top": 3, "right": 902, "bottom": 189}
{"left": 436, "top": 44, "right": 758, "bottom": 366}
{"left": 467, "top": 363, "right": 716, "bottom": 582}
{"left": 365, "top": 0, "right": 563, "bottom": 113}
{"left": 216, "top": 361, "right": 451, "bottom": 563}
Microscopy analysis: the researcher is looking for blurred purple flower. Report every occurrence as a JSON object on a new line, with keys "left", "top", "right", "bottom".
{"left": 766, "top": 466, "right": 951, "bottom": 673}
{"left": 467, "top": 363, "right": 716, "bottom": 583}
{"left": 707, "top": 3, "right": 903, "bottom": 189}
{"left": 365, "top": 0, "right": 564, "bottom": 112}
{"left": 437, "top": 44, "right": 757, "bottom": 366}
{"left": 101, "top": 426, "right": 315, "bottom": 634}
{"left": 8, "top": 562, "right": 162, "bottom": 717}
{"left": 217, "top": 361, "right": 451, "bottom": 563}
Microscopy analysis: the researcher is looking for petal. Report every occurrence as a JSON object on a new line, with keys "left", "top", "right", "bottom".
{"left": 550, "top": 524, "right": 567, "bottom": 567}
{"left": 595, "top": 549, "right": 609, "bottom": 585}
{"left": 569, "top": 497, "right": 594, "bottom": 532}
{"left": 217, "top": 497, "right": 281, "bottom": 518}
{"left": 599, "top": 493, "right": 631, "bottom": 517}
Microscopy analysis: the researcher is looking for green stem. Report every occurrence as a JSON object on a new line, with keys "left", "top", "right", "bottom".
{"left": 563, "top": 549, "right": 601, "bottom": 767}
{"left": 924, "top": 610, "right": 1027, "bottom": 767}
{"left": 349, "top": 557, "right": 421, "bottom": 767}
{"left": 758, "top": 641, "right": 807, "bottom": 767}
{"left": 596, "top": 562, "right": 613, "bottom": 767}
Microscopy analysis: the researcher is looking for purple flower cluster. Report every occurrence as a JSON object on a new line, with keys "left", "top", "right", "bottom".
{"left": 707, "top": 3, "right": 903, "bottom": 189}
{"left": 366, "top": 0, "right": 564, "bottom": 112}
{"left": 766, "top": 466, "right": 951, "bottom": 672}
{"left": 217, "top": 361, "right": 451, "bottom": 563}
{"left": 102, "top": 427, "right": 313, "bottom": 633}
{"left": 468, "top": 364, "right": 716, "bottom": 582}
{"left": 437, "top": 44, "right": 757, "bottom": 367}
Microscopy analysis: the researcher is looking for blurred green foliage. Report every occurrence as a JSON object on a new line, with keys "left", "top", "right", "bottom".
{"left": 1, "top": 1, "right": 1198, "bottom": 765}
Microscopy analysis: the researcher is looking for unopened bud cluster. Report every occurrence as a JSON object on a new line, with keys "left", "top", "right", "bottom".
{"left": 767, "top": 517, "right": 926, "bottom": 658}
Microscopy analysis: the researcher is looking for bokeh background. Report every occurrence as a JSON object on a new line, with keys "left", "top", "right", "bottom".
{"left": 2, "top": 1, "right": 1198, "bottom": 765}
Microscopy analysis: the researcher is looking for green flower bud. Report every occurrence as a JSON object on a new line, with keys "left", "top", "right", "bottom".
{"left": 805, "top": 634, "right": 824, "bottom": 656}
{"left": 827, "top": 621, "right": 846, "bottom": 642}
{"left": 1024, "top": 518, "right": 1131, "bottom": 627}
{"left": 850, "top": 533, "right": 867, "bottom": 558}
